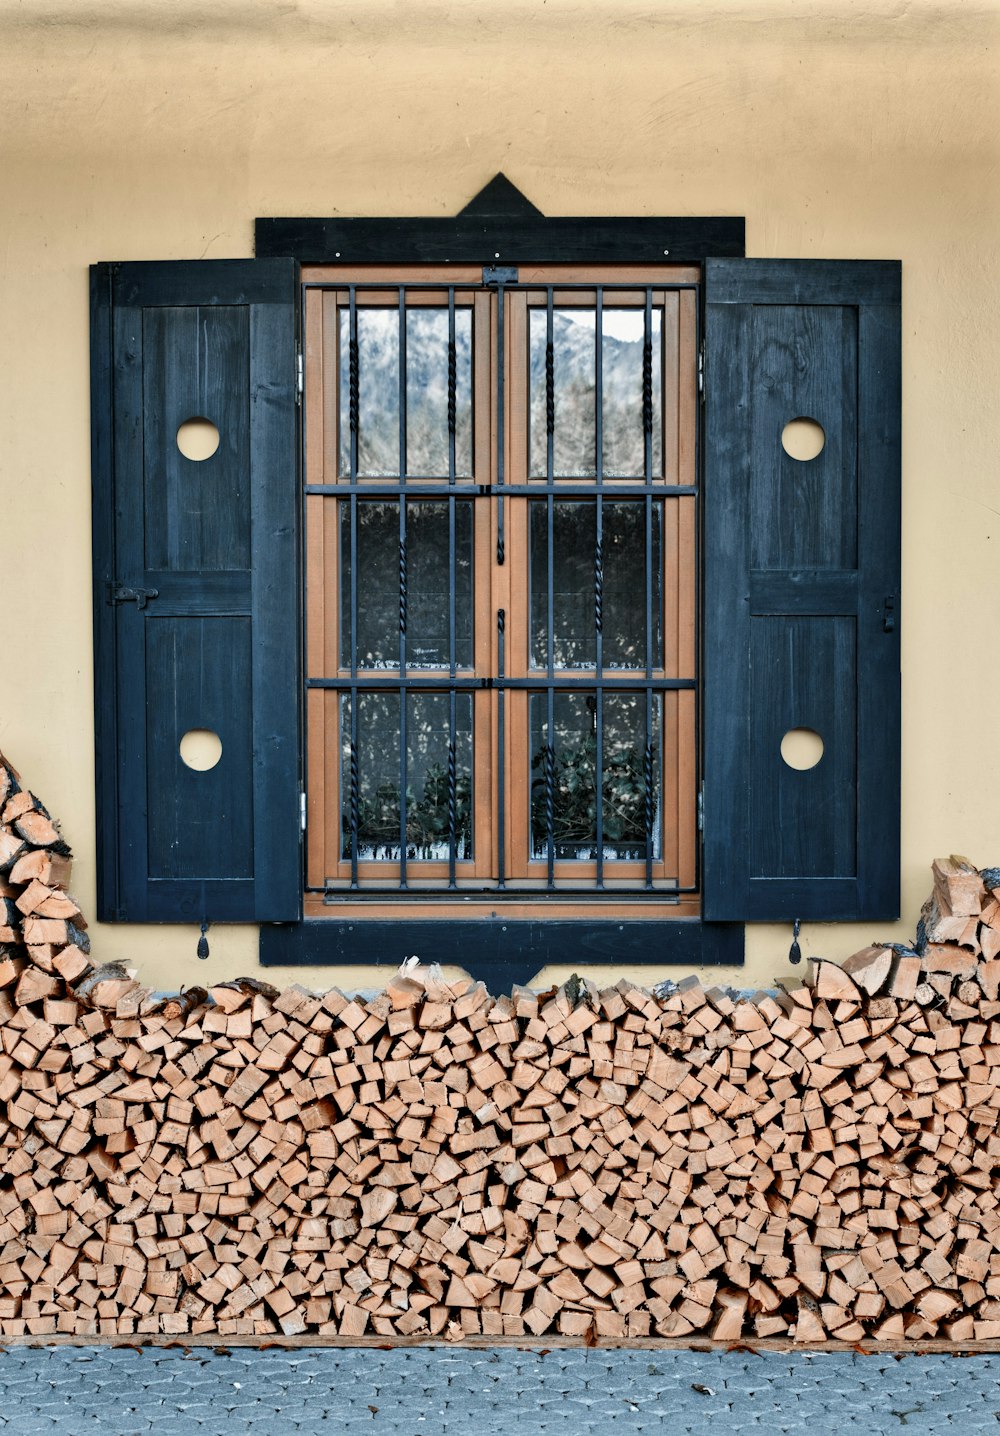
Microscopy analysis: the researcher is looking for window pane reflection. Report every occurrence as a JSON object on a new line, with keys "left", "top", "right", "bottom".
{"left": 339, "top": 307, "right": 473, "bottom": 477}
{"left": 529, "top": 692, "right": 661, "bottom": 861}
{"left": 529, "top": 501, "right": 662, "bottom": 669}
{"left": 342, "top": 692, "right": 473, "bottom": 861}
{"left": 529, "top": 308, "right": 662, "bottom": 478}
{"left": 340, "top": 501, "right": 473, "bottom": 669}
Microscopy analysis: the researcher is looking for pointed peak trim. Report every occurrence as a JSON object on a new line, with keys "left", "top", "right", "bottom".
{"left": 458, "top": 173, "right": 543, "bottom": 219}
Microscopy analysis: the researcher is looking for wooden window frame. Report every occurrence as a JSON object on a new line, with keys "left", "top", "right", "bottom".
{"left": 302, "top": 264, "right": 699, "bottom": 920}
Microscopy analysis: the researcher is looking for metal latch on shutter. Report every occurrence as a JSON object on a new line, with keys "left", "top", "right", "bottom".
{"left": 300, "top": 792, "right": 307, "bottom": 833}
{"left": 697, "top": 784, "right": 705, "bottom": 833}
{"left": 109, "top": 585, "right": 159, "bottom": 609}
{"left": 296, "top": 351, "right": 304, "bottom": 402}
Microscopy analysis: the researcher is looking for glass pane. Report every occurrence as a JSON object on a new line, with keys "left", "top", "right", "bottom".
{"left": 341, "top": 692, "right": 473, "bottom": 861}
{"left": 341, "top": 500, "right": 473, "bottom": 669}
{"left": 406, "top": 308, "right": 473, "bottom": 477}
{"left": 529, "top": 502, "right": 662, "bottom": 669}
{"left": 339, "top": 306, "right": 474, "bottom": 478}
{"left": 529, "top": 308, "right": 662, "bottom": 478}
{"left": 530, "top": 691, "right": 661, "bottom": 861}
{"left": 339, "top": 309, "right": 399, "bottom": 477}
{"left": 603, "top": 309, "right": 662, "bottom": 478}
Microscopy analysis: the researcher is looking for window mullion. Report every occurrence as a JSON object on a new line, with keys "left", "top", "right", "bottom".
{"left": 594, "top": 286, "right": 605, "bottom": 890}
{"left": 397, "top": 287, "right": 408, "bottom": 890}
{"left": 545, "top": 288, "right": 556, "bottom": 886}
{"left": 348, "top": 285, "right": 360, "bottom": 889}
{"left": 447, "top": 288, "right": 458, "bottom": 889}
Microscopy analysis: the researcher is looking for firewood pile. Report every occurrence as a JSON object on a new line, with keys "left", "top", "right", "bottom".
{"left": 2, "top": 750, "right": 1000, "bottom": 1344}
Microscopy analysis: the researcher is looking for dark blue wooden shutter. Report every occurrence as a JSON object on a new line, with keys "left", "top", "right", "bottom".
{"left": 90, "top": 260, "right": 301, "bottom": 923}
{"left": 703, "top": 260, "right": 901, "bottom": 922}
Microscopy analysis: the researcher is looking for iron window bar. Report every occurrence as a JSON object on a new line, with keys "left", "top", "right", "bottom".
{"left": 348, "top": 285, "right": 360, "bottom": 890}
{"left": 309, "top": 677, "right": 695, "bottom": 691}
{"left": 317, "top": 885, "right": 698, "bottom": 900}
{"left": 497, "top": 608, "right": 506, "bottom": 889}
{"left": 644, "top": 286, "right": 655, "bottom": 890}
{"left": 306, "top": 483, "right": 698, "bottom": 497}
{"left": 312, "top": 277, "right": 698, "bottom": 895}
{"left": 397, "top": 287, "right": 409, "bottom": 889}
{"left": 545, "top": 289, "right": 556, "bottom": 886}
{"left": 448, "top": 288, "right": 459, "bottom": 889}
{"left": 594, "top": 286, "right": 605, "bottom": 889}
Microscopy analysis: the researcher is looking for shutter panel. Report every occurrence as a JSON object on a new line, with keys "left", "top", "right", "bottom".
{"left": 702, "top": 260, "right": 901, "bottom": 922}
{"left": 90, "top": 259, "right": 301, "bottom": 923}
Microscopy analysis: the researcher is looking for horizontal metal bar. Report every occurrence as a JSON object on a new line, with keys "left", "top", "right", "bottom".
{"left": 301, "top": 281, "right": 703, "bottom": 293}
{"left": 312, "top": 887, "right": 699, "bottom": 901}
{"left": 307, "top": 676, "right": 697, "bottom": 690}
{"left": 305, "top": 483, "right": 698, "bottom": 497}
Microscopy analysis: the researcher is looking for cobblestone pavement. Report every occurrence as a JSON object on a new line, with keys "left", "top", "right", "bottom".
{"left": 0, "top": 1345, "right": 998, "bottom": 1435}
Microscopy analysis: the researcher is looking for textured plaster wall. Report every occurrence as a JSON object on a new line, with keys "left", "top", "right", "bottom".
{"left": 0, "top": 0, "right": 997, "bottom": 993}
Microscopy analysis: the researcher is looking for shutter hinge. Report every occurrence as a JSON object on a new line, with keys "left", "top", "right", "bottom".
{"left": 300, "top": 791, "right": 307, "bottom": 834}
{"left": 698, "top": 341, "right": 705, "bottom": 399}
{"left": 697, "top": 784, "right": 705, "bottom": 833}
{"left": 296, "top": 351, "right": 304, "bottom": 403}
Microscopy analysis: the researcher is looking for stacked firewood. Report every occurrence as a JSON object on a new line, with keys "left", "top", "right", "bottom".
{"left": 2, "top": 753, "right": 1000, "bottom": 1344}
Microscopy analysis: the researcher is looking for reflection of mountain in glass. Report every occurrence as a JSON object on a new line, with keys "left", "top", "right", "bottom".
{"left": 529, "top": 309, "right": 663, "bottom": 478}
{"left": 339, "top": 309, "right": 474, "bottom": 477}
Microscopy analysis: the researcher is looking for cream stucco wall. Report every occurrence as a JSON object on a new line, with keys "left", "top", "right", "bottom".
{"left": 1, "top": 0, "right": 998, "bottom": 994}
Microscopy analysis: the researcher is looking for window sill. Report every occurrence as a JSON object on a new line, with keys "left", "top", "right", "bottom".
{"left": 260, "top": 915, "right": 743, "bottom": 987}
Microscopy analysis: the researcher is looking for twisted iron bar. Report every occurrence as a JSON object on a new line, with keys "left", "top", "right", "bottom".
{"left": 349, "top": 738, "right": 360, "bottom": 870}
{"left": 496, "top": 532, "right": 505, "bottom": 566}
{"left": 594, "top": 536, "right": 604, "bottom": 634}
{"left": 642, "top": 338, "right": 653, "bottom": 435}
{"left": 398, "top": 539, "right": 407, "bottom": 635}
{"left": 644, "top": 738, "right": 654, "bottom": 850}
{"left": 447, "top": 340, "right": 457, "bottom": 437}
{"left": 349, "top": 337, "right": 360, "bottom": 438}
{"left": 545, "top": 741, "right": 555, "bottom": 857}
{"left": 447, "top": 737, "right": 457, "bottom": 858}
{"left": 545, "top": 340, "right": 555, "bottom": 435}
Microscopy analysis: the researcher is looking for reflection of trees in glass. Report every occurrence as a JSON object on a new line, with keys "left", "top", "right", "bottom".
{"left": 339, "top": 309, "right": 473, "bottom": 477}
{"left": 341, "top": 501, "right": 473, "bottom": 669}
{"left": 341, "top": 693, "right": 473, "bottom": 861}
{"left": 529, "top": 501, "right": 661, "bottom": 670}
{"left": 350, "top": 766, "right": 472, "bottom": 862}
{"left": 529, "top": 310, "right": 663, "bottom": 478}
{"left": 529, "top": 693, "right": 661, "bottom": 861}
{"left": 530, "top": 736, "right": 650, "bottom": 860}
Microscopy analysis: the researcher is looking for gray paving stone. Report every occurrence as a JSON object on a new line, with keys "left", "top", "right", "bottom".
{"left": 5, "top": 1345, "right": 1000, "bottom": 1436}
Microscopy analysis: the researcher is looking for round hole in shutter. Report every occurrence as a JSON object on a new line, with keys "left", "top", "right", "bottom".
{"left": 780, "top": 728, "right": 824, "bottom": 771}
{"left": 176, "top": 417, "right": 220, "bottom": 462}
{"left": 780, "top": 417, "right": 825, "bottom": 462}
{"left": 179, "top": 729, "right": 223, "bottom": 771}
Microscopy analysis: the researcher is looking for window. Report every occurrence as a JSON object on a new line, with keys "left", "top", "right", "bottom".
{"left": 302, "top": 267, "right": 698, "bottom": 918}
{"left": 89, "top": 182, "right": 901, "bottom": 982}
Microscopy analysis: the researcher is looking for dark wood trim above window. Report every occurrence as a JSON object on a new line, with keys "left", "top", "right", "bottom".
{"left": 255, "top": 173, "right": 745, "bottom": 266}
